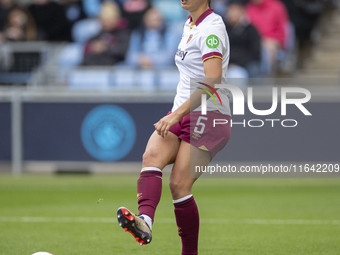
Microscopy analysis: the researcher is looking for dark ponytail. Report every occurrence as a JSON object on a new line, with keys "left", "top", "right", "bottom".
{"left": 208, "top": 0, "right": 211, "bottom": 7}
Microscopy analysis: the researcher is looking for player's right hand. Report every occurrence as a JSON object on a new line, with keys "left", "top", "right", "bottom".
{"left": 154, "top": 112, "right": 181, "bottom": 138}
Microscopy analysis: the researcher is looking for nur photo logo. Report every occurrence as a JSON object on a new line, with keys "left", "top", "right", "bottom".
{"left": 198, "top": 81, "right": 222, "bottom": 115}
{"left": 200, "top": 84, "right": 312, "bottom": 128}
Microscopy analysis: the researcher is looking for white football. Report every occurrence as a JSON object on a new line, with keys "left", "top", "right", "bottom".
{"left": 31, "top": 252, "right": 53, "bottom": 255}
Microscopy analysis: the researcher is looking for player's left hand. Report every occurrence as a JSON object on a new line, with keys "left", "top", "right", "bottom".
{"left": 154, "top": 113, "right": 181, "bottom": 138}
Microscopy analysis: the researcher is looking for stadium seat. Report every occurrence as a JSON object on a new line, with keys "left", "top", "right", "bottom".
{"left": 109, "top": 68, "right": 160, "bottom": 91}
{"left": 136, "top": 70, "right": 156, "bottom": 91}
{"left": 157, "top": 68, "right": 179, "bottom": 91}
{"left": 227, "top": 65, "right": 249, "bottom": 79}
{"left": 227, "top": 66, "right": 249, "bottom": 90}
{"left": 111, "top": 67, "right": 137, "bottom": 90}
{"left": 67, "top": 69, "right": 111, "bottom": 89}
{"left": 58, "top": 43, "right": 84, "bottom": 67}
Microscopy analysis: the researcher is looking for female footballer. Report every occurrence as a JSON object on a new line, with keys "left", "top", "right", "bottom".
{"left": 117, "top": 0, "right": 231, "bottom": 254}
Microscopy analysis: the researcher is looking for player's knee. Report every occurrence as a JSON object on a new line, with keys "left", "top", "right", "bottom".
{"left": 142, "top": 147, "right": 162, "bottom": 167}
{"left": 169, "top": 178, "right": 190, "bottom": 198}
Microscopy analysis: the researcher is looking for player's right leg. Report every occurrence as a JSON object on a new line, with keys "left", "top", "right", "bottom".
{"left": 117, "top": 130, "right": 180, "bottom": 245}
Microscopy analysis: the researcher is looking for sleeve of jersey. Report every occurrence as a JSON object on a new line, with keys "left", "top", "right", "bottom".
{"left": 200, "top": 31, "right": 224, "bottom": 62}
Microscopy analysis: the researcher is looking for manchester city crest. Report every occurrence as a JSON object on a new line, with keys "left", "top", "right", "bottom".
{"left": 81, "top": 105, "right": 136, "bottom": 161}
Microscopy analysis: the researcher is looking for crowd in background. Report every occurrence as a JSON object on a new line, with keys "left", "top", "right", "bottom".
{"left": 0, "top": 0, "right": 336, "bottom": 78}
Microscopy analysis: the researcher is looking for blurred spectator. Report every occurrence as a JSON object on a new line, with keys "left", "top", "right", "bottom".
{"left": 82, "top": 0, "right": 123, "bottom": 18}
{"left": 281, "top": 0, "right": 325, "bottom": 68}
{"left": 211, "top": 0, "right": 227, "bottom": 16}
{"left": 122, "top": 0, "right": 151, "bottom": 29}
{"left": 125, "top": 7, "right": 176, "bottom": 69}
{"left": 0, "top": 0, "right": 14, "bottom": 30}
{"left": 82, "top": 0, "right": 150, "bottom": 29}
{"left": 0, "top": 0, "right": 15, "bottom": 41}
{"left": 82, "top": 1, "right": 130, "bottom": 66}
{"left": 29, "top": 0, "right": 72, "bottom": 41}
{"left": 246, "top": 0, "right": 289, "bottom": 75}
{"left": 225, "top": 0, "right": 261, "bottom": 78}
{"left": 151, "top": 0, "right": 187, "bottom": 24}
{"left": 2, "top": 6, "right": 37, "bottom": 41}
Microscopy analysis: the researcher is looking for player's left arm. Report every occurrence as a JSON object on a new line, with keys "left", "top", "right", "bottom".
{"left": 154, "top": 57, "right": 222, "bottom": 137}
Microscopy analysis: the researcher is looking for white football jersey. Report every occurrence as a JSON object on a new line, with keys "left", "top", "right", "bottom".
{"left": 172, "top": 8, "right": 231, "bottom": 116}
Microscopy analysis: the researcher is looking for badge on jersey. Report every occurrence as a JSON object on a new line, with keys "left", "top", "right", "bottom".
{"left": 186, "top": 34, "right": 193, "bottom": 44}
{"left": 206, "top": 35, "right": 219, "bottom": 49}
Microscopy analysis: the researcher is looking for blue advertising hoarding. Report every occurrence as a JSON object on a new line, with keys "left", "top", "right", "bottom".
{"left": 23, "top": 102, "right": 172, "bottom": 161}
{"left": 0, "top": 103, "right": 11, "bottom": 161}
{"left": 0, "top": 101, "right": 339, "bottom": 163}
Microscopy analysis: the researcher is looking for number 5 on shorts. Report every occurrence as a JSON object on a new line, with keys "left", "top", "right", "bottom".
{"left": 194, "top": 116, "right": 208, "bottom": 134}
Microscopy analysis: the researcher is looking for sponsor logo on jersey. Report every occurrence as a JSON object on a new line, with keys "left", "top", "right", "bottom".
{"left": 206, "top": 34, "right": 219, "bottom": 49}
{"left": 176, "top": 49, "right": 188, "bottom": 60}
{"left": 200, "top": 85, "right": 312, "bottom": 128}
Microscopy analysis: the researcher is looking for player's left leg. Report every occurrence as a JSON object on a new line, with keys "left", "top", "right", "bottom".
{"left": 170, "top": 141, "right": 211, "bottom": 255}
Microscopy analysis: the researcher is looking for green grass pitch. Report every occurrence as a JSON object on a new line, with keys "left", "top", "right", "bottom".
{"left": 0, "top": 174, "right": 340, "bottom": 255}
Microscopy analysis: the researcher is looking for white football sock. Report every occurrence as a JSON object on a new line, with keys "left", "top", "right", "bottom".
{"left": 140, "top": 214, "right": 153, "bottom": 230}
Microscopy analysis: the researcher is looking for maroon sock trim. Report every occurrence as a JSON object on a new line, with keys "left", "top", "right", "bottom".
{"left": 140, "top": 170, "right": 162, "bottom": 178}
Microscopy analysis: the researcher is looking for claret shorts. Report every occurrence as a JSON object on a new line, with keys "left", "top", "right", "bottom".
{"left": 168, "top": 111, "right": 231, "bottom": 158}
